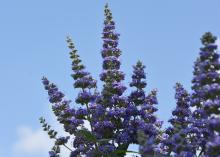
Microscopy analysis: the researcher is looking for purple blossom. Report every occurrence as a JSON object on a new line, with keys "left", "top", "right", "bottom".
{"left": 209, "top": 118, "right": 220, "bottom": 132}
{"left": 191, "top": 32, "right": 220, "bottom": 156}
{"left": 126, "top": 103, "right": 139, "bottom": 116}
{"left": 94, "top": 120, "right": 115, "bottom": 136}
{"left": 74, "top": 76, "right": 96, "bottom": 89}
{"left": 129, "top": 90, "right": 145, "bottom": 105}
{"left": 206, "top": 43, "right": 218, "bottom": 50}
{"left": 75, "top": 108, "right": 88, "bottom": 118}
{"left": 207, "top": 136, "right": 220, "bottom": 156}
{"left": 75, "top": 91, "right": 93, "bottom": 105}
{"left": 145, "top": 90, "right": 158, "bottom": 105}
{"left": 112, "top": 81, "right": 127, "bottom": 96}
{"left": 116, "top": 131, "right": 131, "bottom": 144}
{"left": 99, "top": 144, "right": 116, "bottom": 154}
{"left": 103, "top": 56, "right": 120, "bottom": 70}
{"left": 100, "top": 70, "right": 125, "bottom": 82}
{"left": 128, "top": 61, "right": 161, "bottom": 156}
{"left": 90, "top": 103, "right": 105, "bottom": 117}
{"left": 162, "top": 83, "right": 193, "bottom": 156}
{"left": 42, "top": 77, "right": 65, "bottom": 103}
{"left": 69, "top": 117, "right": 84, "bottom": 127}
{"left": 71, "top": 70, "right": 90, "bottom": 80}
{"left": 108, "top": 107, "right": 126, "bottom": 117}
{"left": 49, "top": 151, "right": 58, "bottom": 157}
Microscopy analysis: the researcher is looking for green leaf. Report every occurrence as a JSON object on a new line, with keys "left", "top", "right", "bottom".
{"left": 77, "top": 129, "right": 97, "bottom": 142}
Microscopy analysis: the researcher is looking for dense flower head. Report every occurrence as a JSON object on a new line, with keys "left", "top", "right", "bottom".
{"left": 99, "top": 143, "right": 116, "bottom": 155}
{"left": 75, "top": 91, "right": 94, "bottom": 105}
{"left": 129, "top": 90, "right": 145, "bottom": 104}
{"left": 111, "top": 81, "right": 127, "bottom": 96}
{"left": 209, "top": 117, "right": 220, "bottom": 131}
{"left": 141, "top": 104, "right": 158, "bottom": 113}
{"left": 129, "top": 79, "right": 147, "bottom": 89}
{"left": 42, "top": 77, "right": 83, "bottom": 134}
{"left": 145, "top": 89, "right": 158, "bottom": 105}
{"left": 107, "top": 107, "right": 126, "bottom": 118}
{"left": 138, "top": 131, "right": 164, "bottom": 157}
{"left": 206, "top": 135, "right": 220, "bottom": 157}
{"left": 74, "top": 76, "right": 97, "bottom": 89}
{"left": 162, "top": 83, "right": 193, "bottom": 156}
{"left": 72, "top": 137, "right": 83, "bottom": 148}
{"left": 51, "top": 101, "right": 72, "bottom": 118}
{"left": 93, "top": 120, "right": 115, "bottom": 138}
{"left": 99, "top": 5, "right": 125, "bottom": 105}
{"left": 75, "top": 108, "right": 88, "bottom": 119}
{"left": 191, "top": 108, "right": 206, "bottom": 119}
{"left": 127, "top": 61, "right": 161, "bottom": 156}
{"left": 100, "top": 4, "right": 126, "bottom": 98}
{"left": 92, "top": 4, "right": 134, "bottom": 156}
{"left": 89, "top": 103, "right": 105, "bottom": 118}
{"left": 115, "top": 131, "right": 131, "bottom": 144}
{"left": 42, "top": 77, "right": 65, "bottom": 103}
{"left": 132, "top": 61, "right": 146, "bottom": 79}
{"left": 190, "top": 32, "right": 220, "bottom": 156}
{"left": 169, "top": 83, "right": 191, "bottom": 128}
{"left": 140, "top": 137, "right": 156, "bottom": 155}
{"left": 130, "top": 61, "right": 147, "bottom": 90}
{"left": 192, "top": 33, "right": 219, "bottom": 97}
{"left": 101, "top": 47, "right": 121, "bottom": 58}
{"left": 126, "top": 103, "right": 139, "bottom": 116}
{"left": 101, "top": 4, "right": 121, "bottom": 59}
{"left": 103, "top": 7, "right": 118, "bottom": 37}
{"left": 103, "top": 56, "right": 121, "bottom": 70}
{"left": 100, "top": 70, "right": 125, "bottom": 82}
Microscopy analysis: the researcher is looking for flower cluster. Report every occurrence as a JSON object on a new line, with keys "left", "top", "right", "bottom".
{"left": 187, "top": 32, "right": 220, "bottom": 157}
{"left": 40, "top": 3, "right": 220, "bottom": 157}
{"left": 91, "top": 4, "right": 131, "bottom": 156}
{"left": 126, "top": 61, "right": 161, "bottom": 156}
{"left": 162, "top": 83, "right": 194, "bottom": 156}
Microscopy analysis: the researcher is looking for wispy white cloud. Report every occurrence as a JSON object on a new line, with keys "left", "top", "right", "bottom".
{"left": 12, "top": 106, "right": 69, "bottom": 157}
{"left": 13, "top": 125, "right": 71, "bottom": 157}
{"left": 12, "top": 106, "right": 74, "bottom": 157}
{"left": 13, "top": 126, "right": 53, "bottom": 156}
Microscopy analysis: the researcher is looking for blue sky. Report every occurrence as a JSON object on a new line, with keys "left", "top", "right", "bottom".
{"left": 1, "top": 0, "right": 220, "bottom": 157}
